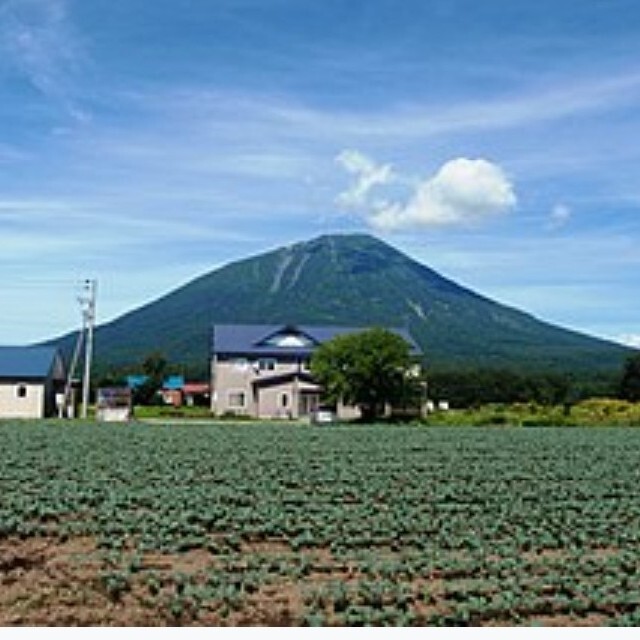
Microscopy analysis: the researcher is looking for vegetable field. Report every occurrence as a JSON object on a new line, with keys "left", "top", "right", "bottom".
{"left": 2, "top": 422, "right": 640, "bottom": 626}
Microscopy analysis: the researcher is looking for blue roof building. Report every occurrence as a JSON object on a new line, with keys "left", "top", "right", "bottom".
{"left": 0, "top": 346, "right": 66, "bottom": 418}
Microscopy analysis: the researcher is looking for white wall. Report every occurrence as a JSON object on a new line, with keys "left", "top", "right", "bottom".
{"left": 212, "top": 357, "right": 304, "bottom": 417}
{"left": 0, "top": 382, "right": 45, "bottom": 418}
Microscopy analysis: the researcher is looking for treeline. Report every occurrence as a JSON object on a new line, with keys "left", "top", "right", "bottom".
{"left": 95, "top": 353, "right": 208, "bottom": 387}
{"left": 93, "top": 351, "right": 209, "bottom": 405}
{"left": 428, "top": 353, "right": 640, "bottom": 408}
{"left": 427, "top": 368, "right": 618, "bottom": 409}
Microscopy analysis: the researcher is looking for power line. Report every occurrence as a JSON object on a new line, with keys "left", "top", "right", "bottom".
{"left": 0, "top": 279, "right": 88, "bottom": 289}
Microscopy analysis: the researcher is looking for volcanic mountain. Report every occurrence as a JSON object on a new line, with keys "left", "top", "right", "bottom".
{"left": 52, "top": 234, "right": 631, "bottom": 377}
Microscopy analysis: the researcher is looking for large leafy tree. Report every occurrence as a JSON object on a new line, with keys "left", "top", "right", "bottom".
{"left": 310, "top": 327, "right": 419, "bottom": 421}
{"left": 620, "top": 353, "right": 640, "bottom": 402}
{"left": 134, "top": 352, "right": 168, "bottom": 405}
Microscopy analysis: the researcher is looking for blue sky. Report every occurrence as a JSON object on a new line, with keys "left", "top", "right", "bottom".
{"left": 0, "top": 0, "right": 639, "bottom": 347}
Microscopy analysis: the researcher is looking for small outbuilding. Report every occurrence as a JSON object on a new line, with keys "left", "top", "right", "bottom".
{"left": 0, "top": 346, "right": 67, "bottom": 419}
{"left": 96, "top": 387, "right": 133, "bottom": 422}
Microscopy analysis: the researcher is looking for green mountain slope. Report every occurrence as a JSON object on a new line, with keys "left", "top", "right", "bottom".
{"left": 52, "top": 234, "right": 631, "bottom": 376}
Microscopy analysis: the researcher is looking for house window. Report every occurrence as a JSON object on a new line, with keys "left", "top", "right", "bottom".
{"left": 228, "top": 391, "right": 246, "bottom": 409}
{"left": 16, "top": 384, "right": 27, "bottom": 399}
{"left": 232, "top": 358, "right": 249, "bottom": 371}
{"left": 258, "top": 358, "right": 277, "bottom": 371}
{"left": 280, "top": 393, "right": 289, "bottom": 408}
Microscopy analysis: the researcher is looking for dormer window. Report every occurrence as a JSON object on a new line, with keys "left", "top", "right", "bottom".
{"left": 275, "top": 335, "right": 310, "bottom": 347}
{"left": 264, "top": 332, "right": 313, "bottom": 348}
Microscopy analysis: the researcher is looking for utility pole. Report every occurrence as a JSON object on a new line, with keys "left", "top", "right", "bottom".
{"left": 80, "top": 279, "right": 97, "bottom": 419}
{"left": 62, "top": 320, "right": 84, "bottom": 418}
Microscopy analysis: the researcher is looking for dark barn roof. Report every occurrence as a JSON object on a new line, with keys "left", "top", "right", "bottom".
{"left": 0, "top": 346, "right": 64, "bottom": 380}
{"left": 212, "top": 324, "right": 421, "bottom": 358}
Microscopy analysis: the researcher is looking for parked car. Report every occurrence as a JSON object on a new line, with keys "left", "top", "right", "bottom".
{"left": 310, "top": 407, "right": 337, "bottom": 425}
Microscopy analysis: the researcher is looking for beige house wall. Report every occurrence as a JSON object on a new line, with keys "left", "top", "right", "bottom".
{"left": 0, "top": 382, "right": 46, "bottom": 418}
{"left": 211, "top": 358, "right": 259, "bottom": 416}
{"left": 212, "top": 357, "right": 320, "bottom": 418}
{"left": 211, "top": 355, "right": 367, "bottom": 421}
{"left": 256, "top": 380, "right": 320, "bottom": 419}
{"left": 257, "top": 383, "right": 293, "bottom": 419}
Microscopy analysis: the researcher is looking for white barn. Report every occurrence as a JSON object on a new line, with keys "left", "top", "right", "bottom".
{"left": 0, "top": 346, "right": 67, "bottom": 419}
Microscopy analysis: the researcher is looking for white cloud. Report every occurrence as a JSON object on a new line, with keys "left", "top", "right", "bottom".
{"left": 338, "top": 156, "right": 516, "bottom": 231}
{"left": 335, "top": 149, "right": 394, "bottom": 209}
{"left": 618, "top": 334, "right": 640, "bottom": 348}
{"left": 547, "top": 203, "right": 572, "bottom": 230}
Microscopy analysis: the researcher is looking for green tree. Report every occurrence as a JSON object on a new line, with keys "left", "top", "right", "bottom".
{"left": 310, "top": 327, "right": 419, "bottom": 421}
{"left": 620, "top": 353, "right": 640, "bottom": 402}
{"left": 133, "top": 352, "right": 168, "bottom": 405}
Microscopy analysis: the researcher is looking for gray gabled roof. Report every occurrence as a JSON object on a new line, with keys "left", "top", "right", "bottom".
{"left": 0, "top": 346, "right": 64, "bottom": 380}
{"left": 212, "top": 324, "right": 421, "bottom": 358}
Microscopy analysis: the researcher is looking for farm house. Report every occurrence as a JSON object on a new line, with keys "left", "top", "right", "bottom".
{"left": 0, "top": 346, "right": 67, "bottom": 419}
{"left": 210, "top": 324, "right": 421, "bottom": 420}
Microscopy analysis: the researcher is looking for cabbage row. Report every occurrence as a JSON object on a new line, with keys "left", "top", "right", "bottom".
{"left": 1, "top": 422, "right": 640, "bottom": 625}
